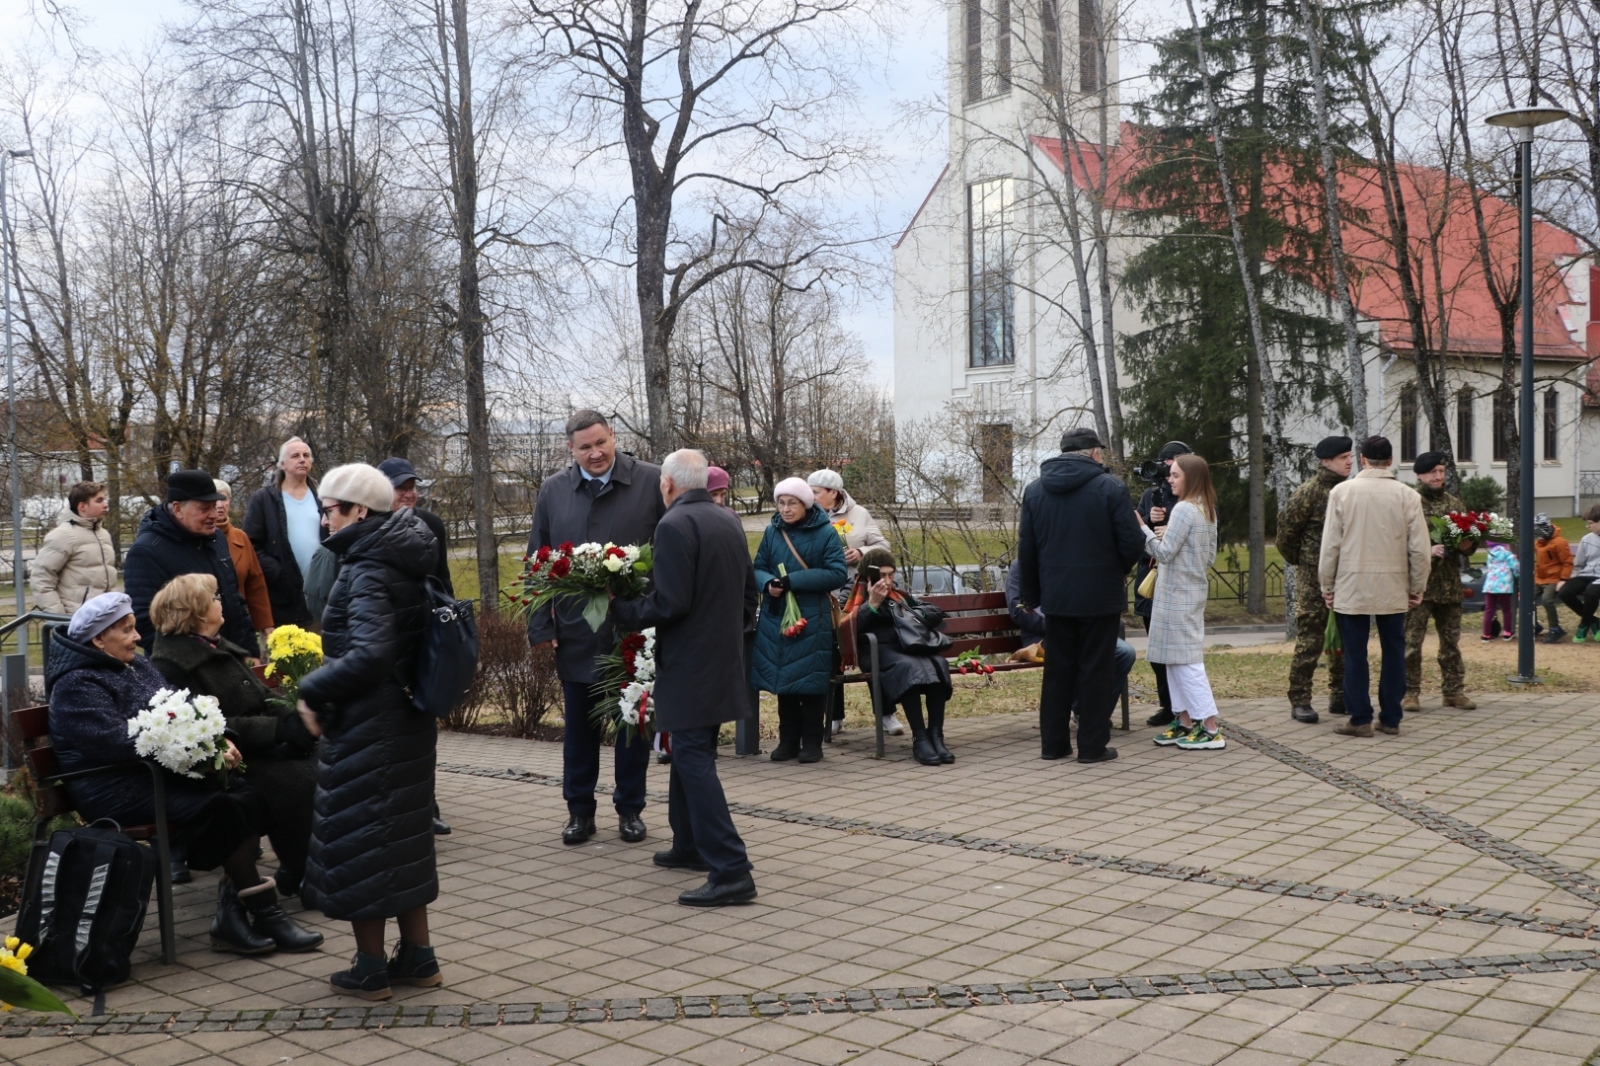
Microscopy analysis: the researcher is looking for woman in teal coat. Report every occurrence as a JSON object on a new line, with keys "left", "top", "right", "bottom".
{"left": 751, "top": 477, "right": 848, "bottom": 762}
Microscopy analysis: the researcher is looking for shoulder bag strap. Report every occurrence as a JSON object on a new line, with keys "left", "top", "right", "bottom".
{"left": 778, "top": 528, "right": 843, "bottom": 630}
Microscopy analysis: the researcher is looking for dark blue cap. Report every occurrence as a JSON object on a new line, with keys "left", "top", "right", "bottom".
{"left": 377, "top": 457, "right": 418, "bottom": 487}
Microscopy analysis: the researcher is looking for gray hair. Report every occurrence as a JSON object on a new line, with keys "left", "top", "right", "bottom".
{"left": 278, "top": 436, "right": 311, "bottom": 465}
{"left": 661, "top": 449, "right": 709, "bottom": 490}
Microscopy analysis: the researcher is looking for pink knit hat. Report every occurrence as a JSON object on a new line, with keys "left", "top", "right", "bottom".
{"left": 772, "top": 477, "right": 815, "bottom": 509}
{"left": 706, "top": 466, "right": 730, "bottom": 492}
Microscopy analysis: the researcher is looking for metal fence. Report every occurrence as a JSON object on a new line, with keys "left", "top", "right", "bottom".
{"left": 1207, "top": 560, "right": 1285, "bottom": 603}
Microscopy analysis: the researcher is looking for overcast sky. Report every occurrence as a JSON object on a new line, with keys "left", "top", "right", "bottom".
{"left": 3, "top": 0, "right": 1169, "bottom": 384}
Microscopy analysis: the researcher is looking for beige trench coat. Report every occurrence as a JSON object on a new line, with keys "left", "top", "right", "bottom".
{"left": 1318, "top": 466, "right": 1431, "bottom": 615}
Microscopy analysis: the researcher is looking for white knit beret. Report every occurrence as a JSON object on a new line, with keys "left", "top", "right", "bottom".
{"left": 318, "top": 463, "right": 396, "bottom": 513}
{"left": 806, "top": 468, "right": 844, "bottom": 491}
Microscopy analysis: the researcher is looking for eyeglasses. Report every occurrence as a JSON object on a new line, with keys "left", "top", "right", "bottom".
{"left": 319, "top": 504, "right": 340, "bottom": 517}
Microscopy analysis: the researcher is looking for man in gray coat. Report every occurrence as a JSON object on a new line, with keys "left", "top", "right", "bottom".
{"left": 528, "top": 411, "right": 668, "bottom": 846}
{"left": 611, "top": 449, "right": 758, "bottom": 906}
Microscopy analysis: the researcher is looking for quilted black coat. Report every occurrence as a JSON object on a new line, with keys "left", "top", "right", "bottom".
{"left": 298, "top": 508, "right": 439, "bottom": 921}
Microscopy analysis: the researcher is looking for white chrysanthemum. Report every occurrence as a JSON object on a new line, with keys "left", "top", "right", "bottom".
{"left": 603, "top": 556, "right": 626, "bottom": 573}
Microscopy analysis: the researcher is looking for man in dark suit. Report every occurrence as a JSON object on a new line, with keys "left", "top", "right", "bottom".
{"left": 1014, "top": 428, "right": 1145, "bottom": 764}
{"left": 528, "top": 411, "right": 668, "bottom": 846}
{"left": 611, "top": 449, "right": 758, "bottom": 906}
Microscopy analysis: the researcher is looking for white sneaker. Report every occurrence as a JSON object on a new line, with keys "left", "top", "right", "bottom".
{"left": 880, "top": 714, "right": 906, "bottom": 736}
{"left": 828, "top": 719, "right": 845, "bottom": 737}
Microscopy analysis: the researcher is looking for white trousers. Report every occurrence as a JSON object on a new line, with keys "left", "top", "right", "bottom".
{"left": 1166, "top": 661, "right": 1219, "bottom": 723}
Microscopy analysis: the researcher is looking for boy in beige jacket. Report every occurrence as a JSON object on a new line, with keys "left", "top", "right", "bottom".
{"left": 1318, "top": 436, "right": 1431, "bottom": 737}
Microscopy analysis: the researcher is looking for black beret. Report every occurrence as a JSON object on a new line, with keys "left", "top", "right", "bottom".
{"left": 1314, "top": 435, "right": 1353, "bottom": 460}
{"left": 1412, "top": 451, "right": 1448, "bottom": 474}
{"left": 1060, "top": 427, "right": 1106, "bottom": 452}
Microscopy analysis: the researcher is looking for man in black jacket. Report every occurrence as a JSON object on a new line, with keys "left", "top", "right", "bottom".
{"left": 378, "top": 457, "right": 454, "bottom": 594}
{"left": 123, "top": 470, "right": 258, "bottom": 654}
{"left": 243, "top": 437, "right": 323, "bottom": 628}
{"left": 611, "top": 449, "right": 758, "bottom": 906}
{"left": 528, "top": 411, "right": 668, "bottom": 846}
{"left": 1014, "top": 428, "right": 1145, "bottom": 764}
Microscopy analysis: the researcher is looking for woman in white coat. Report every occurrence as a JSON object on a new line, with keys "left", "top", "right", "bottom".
{"left": 1138, "top": 455, "right": 1224, "bottom": 750}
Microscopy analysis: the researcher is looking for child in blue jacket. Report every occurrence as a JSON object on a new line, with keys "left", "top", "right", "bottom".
{"left": 1482, "top": 542, "right": 1519, "bottom": 640}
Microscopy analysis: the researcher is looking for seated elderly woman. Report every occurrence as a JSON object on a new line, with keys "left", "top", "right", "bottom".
{"left": 148, "top": 572, "right": 318, "bottom": 897}
{"left": 46, "top": 592, "right": 321, "bottom": 957}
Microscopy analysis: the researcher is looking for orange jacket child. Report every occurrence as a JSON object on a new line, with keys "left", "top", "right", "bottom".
{"left": 1535, "top": 532, "right": 1573, "bottom": 585}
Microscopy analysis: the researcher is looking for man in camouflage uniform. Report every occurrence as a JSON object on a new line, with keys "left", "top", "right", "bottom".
{"left": 1403, "top": 452, "right": 1475, "bottom": 711}
{"left": 1276, "top": 435, "right": 1352, "bottom": 724}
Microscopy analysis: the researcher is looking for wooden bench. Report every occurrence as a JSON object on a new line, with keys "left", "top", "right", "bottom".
{"left": 831, "top": 592, "right": 1131, "bottom": 758}
{"left": 12, "top": 704, "right": 180, "bottom": 965}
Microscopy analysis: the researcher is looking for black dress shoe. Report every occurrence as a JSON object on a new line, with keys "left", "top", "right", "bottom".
{"left": 1040, "top": 745, "right": 1072, "bottom": 760}
{"left": 1291, "top": 704, "right": 1320, "bottom": 724}
{"left": 1077, "top": 746, "right": 1119, "bottom": 764}
{"left": 929, "top": 730, "right": 955, "bottom": 764}
{"left": 170, "top": 859, "right": 193, "bottom": 885}
{"left": 1145, "top": 707, "right": 1175, "bottom": 727}
{"left": 432, "top": 816, "right": 452, "bottom": 836}
{"left": 619, "top": 813, "right": 647, "bottom": 843}
{"left": 797, "top": 737, "right": 823, "bottom": 763}
{"left": 562, "top": 815, "right": 597, "bottom": 845}
{"left": 679, "top": 874, "right": 758, "bottom": 907}
{"left": 653, "top": 849, "right": 710, "bottom": 871}
{"left": 911, "top": 734, "right": 942, "bottom": 766}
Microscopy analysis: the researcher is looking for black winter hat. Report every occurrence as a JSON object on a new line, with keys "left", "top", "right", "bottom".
{"left": 1412, "top": 451, "right": 1448, "bottom": 475}
{"left": 1314, "top": 435, "right": 1353, "bottom": 460}
{"left": 165, "top": 469, "right": 225, "bottom": 503}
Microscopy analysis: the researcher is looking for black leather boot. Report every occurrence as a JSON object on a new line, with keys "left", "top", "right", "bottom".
{"left": 240, "top": 881, "right": 324, "bottom": 953}
{"left": 797, "top": 701, "right": 824, "bottom": 763}
{"left": 929, "top": 730, "right": 955, "bottom": 764}
{"left": 770, "top": 703, "right": 800, "bottom": 761}
{"left": 211, "top": 880, "right": 276, "bottom": 955}
{"left": 911, "top": 731, "right": 942, "bottom": 766}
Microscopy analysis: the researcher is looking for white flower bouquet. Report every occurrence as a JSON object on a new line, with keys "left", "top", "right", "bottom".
{"left": 504, "top": 541, "right": 653, "bottom": 631}
{"left": 127, "top": 688, "right": 235, "bottom": 780}
{"left": 592, "top": 627, "right": 656, "bottom": 745}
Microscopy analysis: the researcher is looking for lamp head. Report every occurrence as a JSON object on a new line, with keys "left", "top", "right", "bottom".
{"left": 1485, "top": 107, "right": 1572, "bottom": 139}
{"left": 4, "top": 149, "right": 32, "bottom": 159}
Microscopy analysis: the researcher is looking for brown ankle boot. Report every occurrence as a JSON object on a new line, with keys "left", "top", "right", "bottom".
{"left": 1334, "top": 721, "right": 1374, "bottom": 737}
{"left": 1400, "top": 693, "right": 1420, "bottom": 713}
{"left": 1443, "top": 693, "right": 1476, "bottom": 709}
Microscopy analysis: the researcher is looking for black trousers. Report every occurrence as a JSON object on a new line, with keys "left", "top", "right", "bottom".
{"left": 1041, "top": 614, "right": 1120, "bottom": 758}
{"left": 668, "top": 726, "right": 752, "bottom": 885}
{"left": 1558, "top": 576, "right": 1600, "bottom": 625}
{"left": 1139, "top": 614, "right": 1172, "bottom": 711}
{"left": 561, "top": 680, "right": 649, "bottom": 819}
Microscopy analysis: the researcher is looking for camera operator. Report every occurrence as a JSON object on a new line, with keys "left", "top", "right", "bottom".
{"left": 1133, "top": 441, "right": 1191, "bottom": 728}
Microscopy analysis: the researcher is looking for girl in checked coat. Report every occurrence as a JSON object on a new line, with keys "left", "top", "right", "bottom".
{"left": 1138, "top": 454, "right": 1223, "bottom": 750}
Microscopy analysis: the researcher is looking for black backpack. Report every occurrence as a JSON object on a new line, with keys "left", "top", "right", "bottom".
{"left": 15, "top": 823, "right": 155, "bottom": 996}
{"left": 411, "top": 575, "right": 480, "bottom": 718}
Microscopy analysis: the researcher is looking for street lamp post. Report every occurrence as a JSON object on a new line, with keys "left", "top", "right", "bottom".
{"left": 1484, "top": 106, "right": 1571, "bottom": 685}
{"left": 3, "top": 148, "right": 33, "bottom": 648}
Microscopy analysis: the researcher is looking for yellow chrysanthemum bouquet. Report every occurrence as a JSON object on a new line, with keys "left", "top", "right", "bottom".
{"left": 0, "top": 937, "right": 73, "bottom": 1015}
{"left": 264, "top": 625, "right": 324, "bottom": 707}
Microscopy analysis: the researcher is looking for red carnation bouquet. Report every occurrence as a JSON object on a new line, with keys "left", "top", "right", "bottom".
{"left": 504, "top": 540, "right": 653, "bottom": 631}
{"left": 1429, "top": 511, "right": 1497, "bottom": 554}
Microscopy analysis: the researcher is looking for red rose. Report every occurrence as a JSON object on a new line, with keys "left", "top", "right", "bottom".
{"left": 606, "top": 545, "right": 627, "bottom": 559}
{"left": 551, "top": 557, "right": 572, "bottom": 578}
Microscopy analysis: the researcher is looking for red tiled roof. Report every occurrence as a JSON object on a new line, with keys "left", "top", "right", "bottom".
{"left": 1030, "top": 126, "right": 1590, "bottom": 365}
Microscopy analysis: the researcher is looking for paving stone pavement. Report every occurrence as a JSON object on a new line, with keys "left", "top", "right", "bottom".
{"left": 8, "top": 691, "right": 1600, "bottom": 1064}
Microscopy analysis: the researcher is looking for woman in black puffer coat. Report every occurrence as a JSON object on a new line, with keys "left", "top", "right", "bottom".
{"left": 295, "top": 464, "right": 440, "bottom": 1002}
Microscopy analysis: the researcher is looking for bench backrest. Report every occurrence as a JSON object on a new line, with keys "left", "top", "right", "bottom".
{"left": 840, "top": 590, "right": 1026, "bottom": 671}
{"left": 12, "top": 704, "right": 72, "bottom": 821}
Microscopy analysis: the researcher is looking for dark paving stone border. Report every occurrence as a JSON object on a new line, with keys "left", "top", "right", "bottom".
{"left": 6, "top": 950, "right": 1598, "bottom": 1035}
{"left": 1224, "top": 723, "right": 1600, "bottom": 907}
{"left": 438, "top": 762, "right": 1600, "bottom": 942}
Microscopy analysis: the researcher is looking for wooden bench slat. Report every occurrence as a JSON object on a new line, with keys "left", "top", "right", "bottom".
{"left": 940, "top": 614, "right": 1018, "bottom": 636}
{"left": 12, "top": 704, "right": 49, "bottom": 743}
{"left": 923, "top": 592, "right": 1008, "bottom": 612}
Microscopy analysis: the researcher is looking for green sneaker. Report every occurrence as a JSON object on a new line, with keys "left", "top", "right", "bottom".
{"left": 1154, "top": 721, "right": 1190, "bottom": 746}
{"left": 1576, "top": 623, "right": 1591, "bottom": 643}
{"left": 1176, "top": 724, "right": 1226, "bottom": 750}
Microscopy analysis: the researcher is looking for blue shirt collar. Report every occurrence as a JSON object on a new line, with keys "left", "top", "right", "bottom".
{"left": 579, "top": 464, "right": 614, "bottom": 487}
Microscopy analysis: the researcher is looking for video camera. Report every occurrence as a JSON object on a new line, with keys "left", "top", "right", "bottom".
{"left": 1133, "top": 441, "right": 1193, "bottom": 486}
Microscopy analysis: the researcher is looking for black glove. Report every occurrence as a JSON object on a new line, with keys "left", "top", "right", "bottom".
{"left": 776, "top": 573, "right": 792, "bottom": 592}
{"left": 274, "top": 712, "right": 317, "bottom": 756}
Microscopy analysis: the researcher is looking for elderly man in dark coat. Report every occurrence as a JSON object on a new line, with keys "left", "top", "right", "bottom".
{"left": 528, "top": 410, "right": 669, "bottom": 846}
{"left": 1014, "top": 428, "right": 1145, "bottom": 764}
{"left": 611, "top": 449, "right": 759, "bottom": 906}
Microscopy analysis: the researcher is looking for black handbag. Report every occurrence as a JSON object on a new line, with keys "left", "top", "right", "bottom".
{"left": 888, "top": 598, "right": 951, "bottom": 654}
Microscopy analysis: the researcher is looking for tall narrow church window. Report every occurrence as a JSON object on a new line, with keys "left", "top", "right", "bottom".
{"left": 996, "top": 0, "right": 1012, "bottom": 91}
{"left": 968, "top": 178, "right": 1015, "bottom": 368}
{"left": 1545, "top": 387, "right": 1559, "bottom": 461}
{"left": 1040, "top": 0, "right": 1062, "bottom": 94}
{"left": 965, "top": 0, "right": 983, "bottom": 103}
{"left": 1079, "top": 0, "right": 1101, "bottom": 93}
{"left": 1399, "top": 385, "right": 1418, "bottom": 461}
{"left": 1493, "top": 388, "right": 1513, "bottom": 462}
{"left": 1456, "top": 387, "right": 1474, "bottom": 462}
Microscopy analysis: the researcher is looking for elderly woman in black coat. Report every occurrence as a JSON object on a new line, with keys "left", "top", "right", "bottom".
{"left": 295, "top": 463, "right": 439, "bottom": 1001}
{"left": 148, "top": 572, "right": 318, "bottom": 895}
{"left": 844, "top": 548, "right": 955, "bottom": 766}
{"left": 47, "top": 593, "right": 322, "bottom": 955}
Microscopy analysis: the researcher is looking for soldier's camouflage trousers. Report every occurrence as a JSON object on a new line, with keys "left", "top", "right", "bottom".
{"left": 1404, "top": 600, "right": 1465, "bottom": 697}
{"left": 1288, "top": 582, "right": 1344, "bottom": 706}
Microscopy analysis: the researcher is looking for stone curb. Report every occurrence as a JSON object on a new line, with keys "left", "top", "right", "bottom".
{"left": 6, "top": 950, "right": 1596, "bottom": 1035}
{"left": 438, "top": 763, "right": 1600, "bottom": 943}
